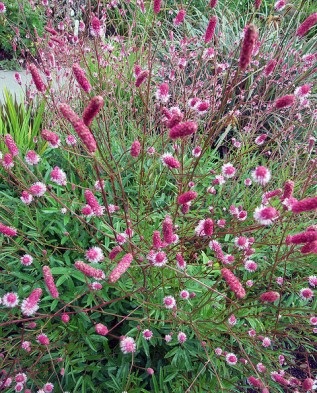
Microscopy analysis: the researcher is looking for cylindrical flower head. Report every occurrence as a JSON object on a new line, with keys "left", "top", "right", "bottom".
{"left": 169, "top": 121, "right": 198, "bottom": 139}
{"left": 153, "top": 0, "right": 161, "bottom": 14}
{"left": 247, "top": 376, "right": 263, "bottom": 388}
{"left": 41, "top": 129, "right": 60, "bottom": 148}
{"left": 82, "top": 96, "right": 104, "bottom": 127}
{"left": 264, "top": 59, "right": 277, "bottom": 77}
{"left": 161, "top": 153, "right": 180, "bottom": 169}
{"left": 59, "top": 103, "right": 81, "bottom": 124}
{"left": 254, "top": 0, "right": 262, "bottom": 9}
{"left": 274, "top": 95, "right": 295, "bottom": 109}
{"left": 152, "top": 231, "right": 162, "bottom": 249}
{"left": 74, "top": 261, "right": 105, "bottom": 280}
{"left": 0, "top": 222, "right": 17, "bottom": 237}
{"left": 221, "top": 268, "right": 246, "bottom": 299}
{"left": 21, "top": 288, "right": 42, "bottom": 316}
{"left": 174, "top": 9, "right": 186, "bottom": 26}
{"left": 204, "top": 16, "right": 217, "bottom": 44}
{"left": 43, "top": 266, "right": 59, "bottom": 298}
{"left": 239, "top": 24, "right": 258, "bottom": 70}
{"left": 4, "top": 135, "right": 19, "bottom": 156}
{"left": 286, "top": 231, "right": 317, "bottom": 245}
{"left": 177, "top": 190, "right": 197, "bottom": 205}
{"left": 296, "top": 13, "right": 317, "bottom": 37}
{"left": 130, "top": 140, "right": 141, "bottom": 157}
{"left": 281, "top": 180, "right": 294, "bottom": 200}
{"left": 209, "top": 0, "right": 218, "bottom": 8}
{"left": 162, "top": 215, "right": 174, "bottom": 244}
{"left": 73, "top": 119, "right": 97, "bottom": 153}
{"left": 291, "top": 197, "right": 317, "bottom": 213}
{"left": 95, "top": 323, "right": 108, "bottom": 336}
{"left": 109, "top": 246, "right": 122, "bottom": 260}
{"left": 259, "top": 291, "right": 280, "bottom": 302}
{"left": 108, "top": 253, "right": 133, "bottom": 283}
{"left": 135, "top": 70, "right": 149, "bottom": 87}
{"left": 300, "top": 241, "right": 317, "bottom": 254}
{"left": 72, "top": 63, "right": 91, "bottom": 93}
{"left": 29, "top": 63, "right": 46, "bottom": 92}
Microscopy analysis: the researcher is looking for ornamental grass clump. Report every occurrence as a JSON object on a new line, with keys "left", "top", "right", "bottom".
{"left": 0, "top": 0, "right": 316, "bottom": 392}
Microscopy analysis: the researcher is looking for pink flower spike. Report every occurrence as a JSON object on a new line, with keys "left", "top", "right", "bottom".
{"left": 221, "top": 268, "right": 246, "bottom": 299}
{"left": 72, "top": 63, "right": 91, "bottom": 92}
{"left": 162, "top": 215, "right": 174, "bottom": 244}
{"left": 130, "top": 140, "right": 141, "bottom": 157}
{"left": 204, "top": 16, "right": 217, "bottom": 44}
{"left": 82, "top": 96, "right": 104, "bottom": 127}
{"left": 274, "top": 95, "right": 295, "bottom": 109}
{"left": 109, "top": 246, "right": 122, "bottom": 260}
{"left": 41, "top": 129, "right": 60, "bottom": 148}
{"left": 173, "top": 9, "right": 186, "bottom": 26}
{"left": 120, "top": 336, "right": 136, "bottom": 354}
{"left": 153, "top": 0, "right": 161, "bottom": 14}
{"left": 43, "top": 266, "right": 59, "bottom": 298}
{"left": 108, "top": 253, "right": 133, "bottom": 283}
{"left": 296, "top": 13, "right": 317, "bottom": 37}
{"left": 169, "top": 121, "right": 198, "bottom": 139}
{"left": 239, "top": 24, "right": 258, "bottom": 70}
{"left": 209, "top": 0, "right": 218, "bottom": 7}
{"left": 155, "top": 82, "right": 170, "bottom": 103}
{"left": 95, "top": 323, "right": 108, "bottom": 336}
{"left": 0, "top": 222, "right": 17, "bottom": 237}
{"left": 177, "top": 190, "right": 197, "bottom": 205}
{"left": 291, "top": 197, "right": 317, "bottom": 214}
{"left": 260, "top": 291, "right": 280, "bottom": 302}
{"left": 21, "top": 288, "right": 42, "bottom": 316}
{"left": 74, "top": 261, "right": 105, "bottom": 280}
{"left": 2, "top": 153, "right": 14, "bottom": 169}
{"left": 4, "top": 134, "right": 19, "bottom": 156}
{"left": 135, "top": 70, "right": 149, "bottom": 87}
{"left": 29, "top": 63, "right": 46, "bottom": 92}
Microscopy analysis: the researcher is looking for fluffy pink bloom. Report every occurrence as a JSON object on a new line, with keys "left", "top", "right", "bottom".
{"left": 72, "top": 63, "right": 91, "bottom": 92}
{"left": 29, "top": 182, "right": 47, "bottom": 197}
{"left": 177, "top": 190, "right": 197, "bottom": 205}
{"left": 2, "top": 153, "right": 14, "bottom": 169}
{"left": 195, "top": 218, "right": 214, "bottom": 236}
{"left": 4, "top": 134, "right": 19, "bottom": 156}
{"left": 234, "top": 236, "right": 250, "bottom": 249}
{"left": 225, "top": 353, "right": 238, "bottom": 365}
{"left": 192, "top": 146, "right": 202, "bottom": 157}
{"left": 43, "top": 266, "right": 59, "bottom": 298}
{"left": 180, "top": 290, "right": 190, "bottom": 300}
{"left": 177, "top": 332, "right": 187, "bottom": 344}
{"left": 204, "top": 16, "right": 217, "bottom": 44}
{"left": 296, "top": 13, "right": 317, "bottom": 37}
{"left": 161, "top": 153, "right": 180, "bottom": 169}
{"left": 169, "top": 121, "right": 198, "bottom": 139}
{"left": 74, "top": 261, "right": 105, "bottom": 280}
{"left": 262, "top": 189, "right": 282, "bottom": 204}
{"left": 152, "top": 231, "right": 162, "bottom": 249}
{"left": 155, "top": 82, "right": 170, "bottom": 103}
{"left": 41, "top": 129, "right": 60, "bottom": 148}
{"left": 173, "top": 9, "right": 186, "bottom": 26}
{"left": 260, "top": 291, "right": 280, "bottom": 302}
{"left": 15, "top": 373, "right": 27, "bottom": 384}
{"left": 264, "top": 59, "right": 277, "bottom": 76}
{"left": 90, "top": 16, "right": 103, "bottom": 37}
{"left": 147, "top": 368, "right": 154, "bottom": 375}
{"left": 85, "top": 246, "right": 104, "bottom": 263}
{"left": 73, "top": 119, "right": 97, "bottom": 153}
{"left": 108, "top": 253, "right": 133, "bottom": 283}
{"left": 254, "top": 0, "right": 262, "bottom": 9}
{"left": 43, "top": 383, "right": 54, "bottom": 393}
{"left": 286, "top": 231, "right": 317, "bottom": 245}
{"left": 65, "top": 135, "right": 77, "bottom": 146}
{"left": 209, "top": 0, "right": 218, "bottom": 7}
{"left": 274, "top": 95, "right": 295, "bottom": 109}
{"left": 82, "top": 96, "right": 104, "bottom": 127}
{"left": 163, "top": 106, "right": 184, "bottom": 128}
{"left": 120, "top": 336, "right": 136, "bottom": 354}
{"left": 162, "top": 215, "right": 174, "bottom": 244}
{"left": 244, "top": 260, "right": 257, "bottom": 272}
{"left": 21, "top": 341, "right": 31, "bottom": 352}
{"left": 302, "top": 378, "right": 314, "bottom": 390}
{"left": 50, "top": 166, "right": 67, "bottom": 186}
{"left": 20, "top": 191, "right": 33, "bottom": 205}
{"left": 299, "top": 287, "right": 314, "bottom": 300}
{"left": 37, "top": 333, "right": 50, "bottom": 345}
{"left": 95, "top": 323, "right": 108, "bottom": 336}
{"left": 310, "top": 316, "right": 317, "bottom": 325}
{"left": 21, "top": 254, "right": 33, "bottom": 266}
{"left": 135, "top": 70, "right": 149, "bottom": 87}
{"left": 153, "top": 0, "right": 161, "bottom": 14}
{"left": 2, "top": 292, "right": 19, "bottom": 307}
{"left": 61, "top": 313, "right": 70, "bottom": 323}
{"left": 255, "top": 134, "right": 268, "bottom": 146}
{"left": 221, "top": 268, "right": 246, "bottom": 299}
{"left": 254, "top": 205, "right": 279, "bottom": 225}
{"left": 148, "top": 250, "right": 167, "bottom": 267}
{"left": 142, "top": 329, "right": 153, "bottom": 340}
{"left": 163, "top": 295, "right": 176, "bottom": 309}
{"left": 294, "top": 84, "right": 311, "bottom": 98}
{"left": 274, "top": 0, "right": 286, "bottom": 11}
{"left": 29, "top": 63, "right": 46, "bottom": 92}
{"left": 291, "top": 197, "right": 317, "bottom": 213}
{"left": 0, "top": 2, "right": 6, "bottom": 12}
{"left": 221, "top": 163, "right": 236, "bottom": 178}
{"left": 0, "top": 222, "right": 17, "bottom": 237}
{"left": 251, "top": 166, "right": 271, "bottom": 185}
{"left": 25, "top": 150, "right": 40, "bottom": 165}
{"left": 228, "top": 314, "right": 237, "bottom": 325}
{"left": 21, "top": 288, "right": 42, "bottom": 316}
{"left": 130, "top": 140, "right": 141, "bottom": 157}
{"left": 309, "top": 275, "right": 317, "bottom": 287}
{"left": 239, "top": 24, "right": 258, "bottom": 70}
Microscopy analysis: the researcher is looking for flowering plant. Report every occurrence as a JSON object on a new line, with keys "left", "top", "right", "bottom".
{"left": 0, "top": 0, "right": 316, "bottom": 392}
